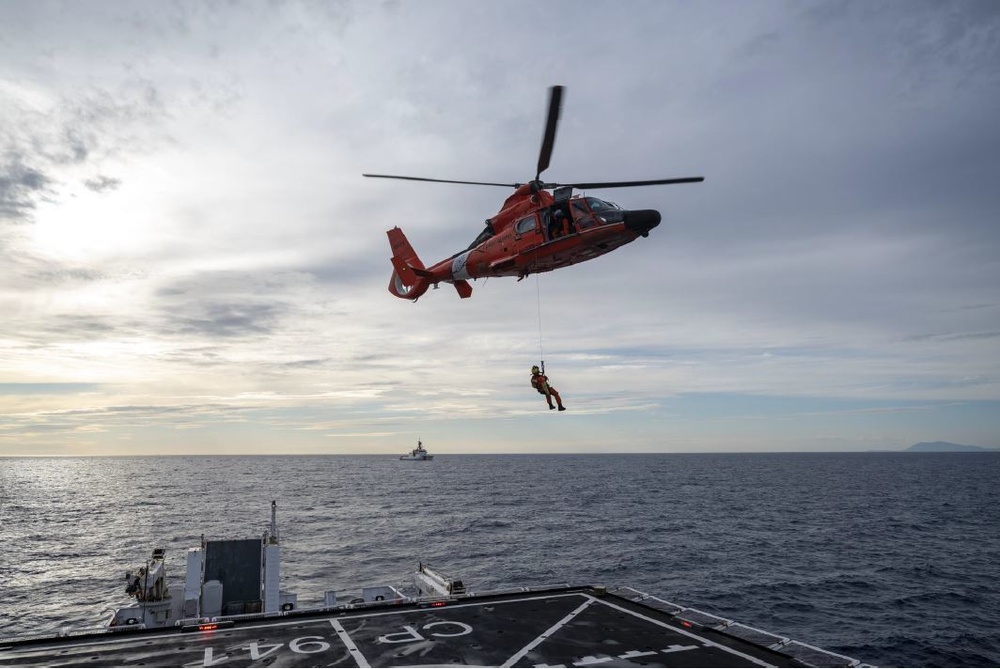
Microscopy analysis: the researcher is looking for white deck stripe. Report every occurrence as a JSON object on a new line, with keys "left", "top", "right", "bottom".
{"left": 500, "top": 598, "right": 594, "bottom": 667}
{"left": 329, "top": 618, "right": 371, "bottom": 668}
{"left": 590, "top": 597, "right": 774, "bottom": 667}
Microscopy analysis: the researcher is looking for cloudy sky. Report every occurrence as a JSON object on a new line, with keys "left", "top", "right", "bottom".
{"left": 2, "top": 0, "right": 998, "bottom": 456}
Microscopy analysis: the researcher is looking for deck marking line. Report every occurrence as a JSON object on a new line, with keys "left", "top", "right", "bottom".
{"left": 590, "top": 597, "right": 773, "bottom": 667}
{"left": 203, "top": 646, "right": 230, "bottom": 667}
{"left": 501, "top": 595, "right": 594, "bottom": 668}
{"left": 329, "top": 619, "right": 371, "bottom": 668}
{"left": 661, "top": 644, "right": 698, "bottom": 653}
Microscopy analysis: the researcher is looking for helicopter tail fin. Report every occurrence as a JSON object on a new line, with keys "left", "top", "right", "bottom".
{"left": 387, "top": 227, "right": 431, "bottom": 300}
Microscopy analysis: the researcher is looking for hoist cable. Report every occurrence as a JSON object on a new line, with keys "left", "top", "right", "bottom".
{"left": 535, "top": 273, "right": 544, "bottom": 374}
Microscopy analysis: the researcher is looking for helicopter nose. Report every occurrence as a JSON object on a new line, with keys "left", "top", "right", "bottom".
{"left": 624, "top": 209, "right": 661, "bottom": 237}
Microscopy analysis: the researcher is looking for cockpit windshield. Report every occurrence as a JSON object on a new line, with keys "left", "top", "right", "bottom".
{"left": 586, "top": 197, "right": 622, "bottom": 212}
{"left": 571, "top": 196, "right": 625, "bottom": 230}
{"left": 587, "top": 197, "right": 622, "bottom": 212}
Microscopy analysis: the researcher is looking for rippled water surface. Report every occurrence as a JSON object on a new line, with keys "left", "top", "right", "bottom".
{"left": 2, "top": 452, "right": 999, "bottom": 667}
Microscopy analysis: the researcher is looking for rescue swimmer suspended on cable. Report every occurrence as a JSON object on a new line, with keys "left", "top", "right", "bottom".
{"left": 530, "top": 365, "right": 566, "bottom": 411}
{"left": 365, "top": 85, "right": 704, "bottom": 300}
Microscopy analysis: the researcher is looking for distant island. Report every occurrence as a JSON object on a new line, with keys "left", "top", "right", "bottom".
{"left": 905, "top": 441, "right": 999, "bottom": 452}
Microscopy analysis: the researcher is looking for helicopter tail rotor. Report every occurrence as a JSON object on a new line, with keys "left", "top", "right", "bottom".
{"left": 387, "top": 227, "right": 431, "bottom": 301}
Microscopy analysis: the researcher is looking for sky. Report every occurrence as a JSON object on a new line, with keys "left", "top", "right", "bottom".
{"left": 1, "top": 0, "right": 998, "bottom": 456}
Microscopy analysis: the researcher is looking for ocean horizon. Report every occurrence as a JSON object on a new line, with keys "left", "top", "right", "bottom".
{"left": 2, "top": 451, "right": 998, "bottom": 667}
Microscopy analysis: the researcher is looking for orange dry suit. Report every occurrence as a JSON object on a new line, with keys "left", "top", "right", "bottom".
{"left": 531, "top": 371, "right": 565, "bottom": 410}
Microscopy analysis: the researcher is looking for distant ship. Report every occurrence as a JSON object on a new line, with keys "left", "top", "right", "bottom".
{"left": 400, "top": 439, "right": 433, "bottom": 461}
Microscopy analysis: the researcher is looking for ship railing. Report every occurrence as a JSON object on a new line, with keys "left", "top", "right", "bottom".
{"left": 609, "top": 586, "right": 685, "bottom": 614}
{"left": 0, "top": 622, "right": 146, "bottom": 646}
{"left": 460, "top": 583, "right": 573, "bottom": 598}
{"left": 174, "top": 612, "right": 271, "bottom": 627}
{"left": 607, "top": 586, "right": 864, "bottom": 668}
{"left": 288, "top": 581, "right": 580, "bottom": 609}
{"left": 767, "top": 640, "right": 866, "bottom": 668}
{"left": 169, "top": 596, "right": 415, "bottom": 628}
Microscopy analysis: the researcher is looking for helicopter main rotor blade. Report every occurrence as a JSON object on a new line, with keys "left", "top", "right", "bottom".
{"left": 535, "top": 85, "right": 564, "bottom": 182}
{"left": 363, "top": 174, "right": 517, "bottom": 188}
{"left": 548, "top": 176, "right": 705, "bottom": 189}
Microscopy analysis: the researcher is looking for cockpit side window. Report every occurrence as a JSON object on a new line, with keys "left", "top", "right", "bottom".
{"left": 571, "top": 200, "right": 598, "bottom": 231}
{"left": 515, "top": 215, "right": 537, "bottom": 235}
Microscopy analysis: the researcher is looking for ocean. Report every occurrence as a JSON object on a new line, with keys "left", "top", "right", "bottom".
{"left": 1, "top": 451, "right": 998, "bottom": 667}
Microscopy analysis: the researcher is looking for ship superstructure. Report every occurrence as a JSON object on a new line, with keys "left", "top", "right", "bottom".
{"left": 399, "top": 439, "right": 433, "bottom": 461}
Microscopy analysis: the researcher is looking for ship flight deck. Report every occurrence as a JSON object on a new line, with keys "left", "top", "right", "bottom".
{"left": 0, "top": 585, "right": 861, "bottom": 668}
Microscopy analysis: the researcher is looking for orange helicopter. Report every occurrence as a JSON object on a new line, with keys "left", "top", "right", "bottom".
{"left": 365, "top": 86, "right": 704, "bottom": 300}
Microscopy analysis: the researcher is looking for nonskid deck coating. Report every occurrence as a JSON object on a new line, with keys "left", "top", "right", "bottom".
{"left": 0, "top": 587, "right": 847, "bottom": 667}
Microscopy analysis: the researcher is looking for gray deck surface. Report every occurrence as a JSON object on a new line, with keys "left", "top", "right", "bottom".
{"left": 0, "top": 587, "right": 835, "bottom": 667}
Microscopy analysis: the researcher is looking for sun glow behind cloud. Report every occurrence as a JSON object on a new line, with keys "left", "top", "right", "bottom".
{"left": 31, "top": 181, "right": 155, "bottom": 263}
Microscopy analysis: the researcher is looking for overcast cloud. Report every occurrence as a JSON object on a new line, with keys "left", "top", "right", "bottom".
{"left": 1, "top": 0, "right": 998, "bottom": 455}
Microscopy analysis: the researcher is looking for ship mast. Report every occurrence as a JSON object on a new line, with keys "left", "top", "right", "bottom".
{"left": 268, "top": 500, "right": 279, "bottom": 544}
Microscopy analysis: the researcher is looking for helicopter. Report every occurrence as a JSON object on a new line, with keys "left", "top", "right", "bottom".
{"left": 365, "top": 86, "right": 703, "bottom": 300}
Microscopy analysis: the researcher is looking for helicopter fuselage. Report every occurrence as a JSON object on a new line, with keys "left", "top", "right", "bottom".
{"left": 371, "top": 85, "right": 699, "bottom": 300}
{"left": 386, "top": 184, "right": 662, "bottom": 300}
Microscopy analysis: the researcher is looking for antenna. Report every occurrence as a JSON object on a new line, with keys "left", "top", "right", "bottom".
{"left": 269, "top": 500, "right": 279, "bottom": 545}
